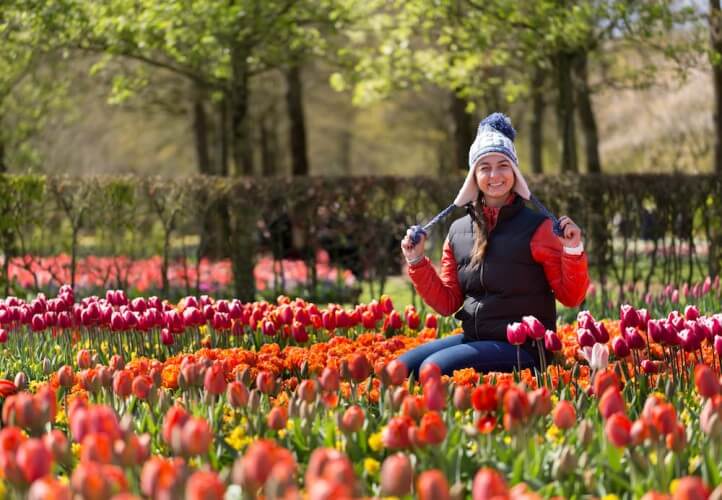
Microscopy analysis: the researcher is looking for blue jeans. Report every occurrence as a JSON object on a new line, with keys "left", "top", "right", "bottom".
{"left": 397, "top": 334, "right": 537, "bottom": 377}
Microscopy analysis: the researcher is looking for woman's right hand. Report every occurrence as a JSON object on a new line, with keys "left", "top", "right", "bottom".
{"left": 401, "top": 227, "right": 426, "bottom": 263}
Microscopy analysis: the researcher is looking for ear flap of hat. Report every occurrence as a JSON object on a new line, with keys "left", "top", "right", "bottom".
{"left": 453, "top": 167, "right": 479, "bottom": 207}
{"left": 510, "top": 164, "right": 531, "bottom": 200}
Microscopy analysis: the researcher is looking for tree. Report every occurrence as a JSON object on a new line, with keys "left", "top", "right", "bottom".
{"left": 711, "top": 0, "right": 722, "bottom": 174}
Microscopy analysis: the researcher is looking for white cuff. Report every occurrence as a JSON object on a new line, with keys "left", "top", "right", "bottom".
{"left": 563, "top": 242, "right": 584, "bottom": 255}
{"left": 406, "top": 255, "right": 425, "bottom": 266}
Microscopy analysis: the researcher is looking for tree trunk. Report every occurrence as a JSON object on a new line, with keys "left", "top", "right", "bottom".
{"left": 338, "top": 107, "right": 355, "bottom": 174}
{"left": 230, "top": 47, "right": 253, "bottom": 176}
{"left": 573, "top": 52, "right": 601, "bottom": 173}
{"left": 286, "top": 64, "right": 309, "bottom": 176}
{"left": 529, "top": 67, "right": 545, "bottom": 174}
{"left": 556, "top": 52, "right": 578, "bottom": 173}
{"left": 217, "top": 99, "right": 230, "bottom": 176}
{"left": 711, "top": 0, "right": 722, "bottom": 175}
{"left": 193, "top": 91, "right": 212, "bottom": 175}
{"left": 260, "top": 106, "right": 278, "bottom": 177}
{"left": 449, "top": 92, "right": 474, "bottom": 171}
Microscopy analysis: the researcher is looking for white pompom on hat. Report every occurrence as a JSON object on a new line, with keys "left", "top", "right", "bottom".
{"left": 453, "top": 112, "right": 531, "bottom": 207}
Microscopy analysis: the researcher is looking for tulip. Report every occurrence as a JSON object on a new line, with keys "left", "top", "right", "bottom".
{"left": 17, "top": 438, "right": 52, "bottom": 483}
{"left": 605, "top": 413, "right": 632, "bottom": 447}
{"left": 321, "top": 310, "right": 336, "bottom": 330}
{"left": 666, "top": 422, "right": 687, "bottom": 452}
{"left": 401, "top": 395, "right": 424, "bottom": 421}
{"left": 700, "top": 396, "right": 722, "bottom": 437}
{"left": 267, "top": 406, "right": 288, "bottom": 431}
{"left": 506, "top": 322, "right": 528, "bottom": 345}
{"left": 227, "top": 382, "right": 249, "bottom": 408}
{"left": 291, "top": 320, "right": 309, "bottom": 343}
{"left": 0, "top": 328, "right": 7, "bottom": 343}
{"left": 694, "top": 364, "right": 720, "bottom": 399}
{"left": 261, "top": 320, "right": 277, "bottom": 337}
{"left": 297, "top": 379, "right": 316, "bottom": 403}
{"left": 380, "top": 294, "right": 394, "bottom": 314}
{"left": 579, "top": 343, "right": 609, "bottom": 372}
{"left": 641, "top": 360, "right": 660, "bottom": 374}
{"left": 552, "top": 400, "right": 576, "bottom": 430}
{"left": 30, "top": 314, "right": 46, "bottom": 332}
{"left": 453, "top": 385, "right": 472, "bottom": 411}
{"left": 160, "top": 328, "right": 174, "bottom": 346}
{"left": 77, "top": 349, "right": 92, "bottom": 370}
{"left": 577, "top": 328, "right": 596, "bottom": 348}
{"left": 471, "top": 384, "right": 498, "bottom": 413}
{"left": 419, "top": 363, "right": 441, "bottom": 385}
{"left": 599, "top": 387, "right": 625, "bottom": 419}
{"left": 678, "top": 328, "right": 701, "bottom": 352}
{"left": 503, "top": 387, "right": 531, "bottom": 423}
{"left": 594, "top": 321, "right": 610, "bottom": 343}
{"left": 340, "top": 405, "right": 365, "bottom": 434}
{"left": 620, "top": 304, "right": 640, "bottom": 330}
{"left": 384, "top": 359, "right": 408, "bottom": 386}
{"left": 182, "top": 417, "right": 212, "bottom": 456}
{"left": 204, "top": 363, "right": 227, "bottom": 395}
{"left": 648, "top": 320, "right": 664, "bottom": 344}
{"left": 423, "top": 378, "right": 446, "bottom": 412}
{"left": 347, "top": 353, "right": 371, "bottom": 382}
{"left": 380, "top": 453, "right": 413, "bottom": 497}
{"left": 57, "top": 365, "right": 75, "bottom": 389}
{"left": 382, "top": 416, "right": 413, "bottom": 449}
{"left": 419, "top": 411, "right": 447, "bottom": 445}
{"left": 113, "top": 370, "right": 133, "bottom": 399}
{"left": 672, "top": 477, "right": 709, "bottom": 500}
{"left": 544, "top": 330, "right": 562, "bottom": 351}
{"left": 186, "top": 470, "right": 225, "bottom": 500}
{"left": 522, "top": 315, "right": 546, "bottom": 340}
{"left": 416, "top": 469, "right": 450, "bottom": 500}
{"left": 611, "top": 336, "right": 630, "bottom": 358}
{"left": 319, "top": 367, "right": 340, "bottom": 393}
{"left": 624, "top": 327, "right": 646, "bottom": 350}
{"left": 256, "top": 371, "right": 276, "bottom": 394}
{"left": 684, "top": 305, "right": 700, "bottom": 321}
{"left": 472, "top": 467, "right": 509, "bottom": 500}
{"left": 651, "top": 403, "right": 677, "bottom": 435}
{"left": 27, "top": 477, "right": 71, "bottom": 500}
{"left": 131, "top": 375, "right": 152, "bottom": 400}
{"left": 715, "top": 335, "right": 722, "bottom": 357}
{"left": 424, "top": 313, "right": 438, "bottom": 329}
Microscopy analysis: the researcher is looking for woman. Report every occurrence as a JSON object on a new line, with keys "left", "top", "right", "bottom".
{"left": 399, "top": 113, "right": 589, "bottom": 376}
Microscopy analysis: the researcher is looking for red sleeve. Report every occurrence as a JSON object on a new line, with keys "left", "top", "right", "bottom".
{"left": 530, "top": 219, "right": 590, "bottom": 307}
{"left": 406, "top": 239, "right": 464, "bottom": 316}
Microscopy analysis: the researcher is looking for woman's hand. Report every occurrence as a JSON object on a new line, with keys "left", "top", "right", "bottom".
{"left": 557, "top": 216, "right": 583, "bottom": 248}
{"left": 401, "top": 227, "right": 426, "bottom": 263}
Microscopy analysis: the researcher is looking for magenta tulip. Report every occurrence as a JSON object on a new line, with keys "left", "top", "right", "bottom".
{"left": 522, "top": 315, "right": 546, "bottom": 341}
{"left": 506, "top": 322, "right": 528, "bottom": 345}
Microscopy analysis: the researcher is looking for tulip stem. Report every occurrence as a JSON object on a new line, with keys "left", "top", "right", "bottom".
{"left": 516, "top": 345, "right": 521, "bottom": 374}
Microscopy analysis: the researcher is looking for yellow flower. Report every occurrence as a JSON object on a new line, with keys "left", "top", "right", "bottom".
{"left": 334, "top": 439, "right": 344, "bottom": 451}
{"left": 454, "top": 411, "right": 462, "bottom": 421}
{"left": 688, "top": 455, "right": 702, "bottom": 474}
{"left": 670, "top": 479, "right": 680, "bottom": 495}
{"left": 0, "top": 479, "right": 6, "bottom": 499}
{"left": 680, "top": 409, "right": 692, "bottom": 426}
{"left": 29, "top": 380, "right": 42, "bottom": 393}
{"left": 278, "top": 429, "right": 288, "bottom": 439}
{"left": 649, "top": 451, "right": 658, "bottom": 466}
{"left": 226, "top": 426, "right": 251, "bottom": 451}
{"left": 468, "top": 441, "right": 478, "bottom": 454}
{"left": 368, "top": 432, "right": 383, "bottom": 452}
{"left": 546, "top": 424, "right": 563, "bottom": 445}
{"left": 200, "top": 325, "right": 209, "bottom": 336}
{"left": 55, "top": 408, "right": 67, "bottom": 425}
{"left": 286, "top": 420, "right": 295, "bottom": 431}
{"left": 602, "top": 495, "right": 620, "bottom": 500}
{"left": 58, "top": 475, "right": 69, "bottom": 485}
{"left": 71, "top": 443, "right": 81, "bottom": 459}
{"left": 551, "top": 394, "right": 559, "bottom": 406}
{"left": 503, "top": 436, "right": 511, "bottom": 445}
{"left": 364, "top": 458, "right": 380, "bottom": 476}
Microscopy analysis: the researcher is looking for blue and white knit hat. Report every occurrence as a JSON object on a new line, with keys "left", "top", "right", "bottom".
{"left": 453, "top": 112, "right": 531, "bottom": 206}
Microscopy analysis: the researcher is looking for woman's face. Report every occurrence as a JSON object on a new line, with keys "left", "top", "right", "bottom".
{"left": 474, "top": 153, "right": 515, "bottom": 203}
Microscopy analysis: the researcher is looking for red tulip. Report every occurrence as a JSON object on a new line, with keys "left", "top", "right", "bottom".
{"left": 227, "top": 382, "right": 249, "bottom": 408}
{"left": 347, "top": 353, "right": 371, "bottom": 382}
{"left": 319, "top": 367, "right": 340, "bottom": 393}
{"left": 131, "top": 375, "right": 152, "bottom": 400}
{"left": 418, "top": 411, "right": 446, "bottom": 445}
{"left": 113, "top": 370, "right": 133, "bottom": 399}
{"left": 624, "top": 327, "right": 646, "bottom": 350}
{"left": 182, "top": 417, "right": 212, "bottom": 456}
{"left": 17, "top": 438, "right": 52, "bottom": 483}
{"left": 160, "top": 328, "right": 174, "bottom": 346}
{"left": 620, "top": 304, "right": 640, "bottom": 330}
{"left": 380, "top": 295, "right": 394, "bottom": 314}
{"left": 80, "top": 433, "right": 113, "bottom": 464}
{"left": 552, "top": 400, "right": 576, "bottom": 430}
{"left": 382, "top": 416, "right": 413, "bottom": 449}
{"left": 384, "top": 360, "right": 408, "bottom": 386}
{"left": 599, "top": 387, "right": 625, "bottom": 419}
{"left": 605, "top": 413, "right": 632, "bottom": 447}
{"left": 27, "top": 477, "right": 71, "bottom": 500}
{"left": 185, "top": 470, "right": 225, "bottom": 500}
{"left": 672, "top": 476, "right": 709, "bottom": 500}
{"left": 340, "top": 405, "right": 365, "bottom": 434}
{"left": 641, "top": 360, "right": 660, "bottom": 374}
{"left": 57, "top": 365, "right": 75, "bottom": 389}
{"left": 267, "top": 406, "right": 288, "bottom": 431}
{"left": 666, "top": 422, "right": 687, "bottom": 452}
{"left": 577, "top": 328, "right": 596, "bottom": 348}
{"left": 471, "top": 384, "right": 498, "bottom": 413}
{"left": 0, "top": 329, "right": 7, "bottom": 343}
{"left": 256, "top": 371, "right": 276, "bottom": 394}
{"left": 419, "top": 363, "right": 441, "bottom": 385}
{"left": 406, "top": 310, "right": 421, "bottom": 330}
{"left": 424, "top": 314, "right": 438, "bottom": 329}
{"left": 694, "top": 364, "right": 720, "bottom": 399}
{"left": 416, "top": 469, "right": 450, "bottom": 500}
{"left": 453, "top": 385, "right": 472, "bottom": 410}
{"left": 77, "top": 349, "right": 92, "bottom": 370}
{"left": 423, "top": 378, "right": 446, "bottom": 412}
{"left": 472, "top": 467, "right": 509, "bottom": 500}
{"left": 204, "top": 363, "right": 227, "bottom": 395}
{"left": 380, "top": 453, "right": 413, "bottom": 496}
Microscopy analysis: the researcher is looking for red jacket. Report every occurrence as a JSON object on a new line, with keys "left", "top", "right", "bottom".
{"left": 407, "top": 204, "right": 590, "bottom": 316}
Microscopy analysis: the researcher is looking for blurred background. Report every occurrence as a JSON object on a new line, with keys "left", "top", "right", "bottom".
{"left": 1, "top": 0, "right": 721, "bottom": 320}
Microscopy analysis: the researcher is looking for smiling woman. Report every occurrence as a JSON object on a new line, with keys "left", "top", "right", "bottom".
{"left": 399, "top": 113, "right": 590, "bottom": 376}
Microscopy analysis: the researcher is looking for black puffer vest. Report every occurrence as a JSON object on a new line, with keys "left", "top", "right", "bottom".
{"left": 448, "top": 196, "right": 556, "bottom": 358}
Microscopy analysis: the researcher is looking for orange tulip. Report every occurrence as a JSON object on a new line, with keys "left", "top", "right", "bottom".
{"left": 593, "top": 369, "right": 619, "bottom": 397}
{"left": 382, "top": 416, "right": 413, "bottom": 449}
{"left": 185, "top": 470, "right": 225, "bottom": 500}
{"left": 552, "top": 400, "right": 576, "bottom": 430}
{"left": 113, "top": 370, "right": 133, "bottom": 399}
{"left": 694, "top": 364, "right": 720, "bottom": 399}
{"left": 472, "top": 467, "right": 509, "bottom": 500}
{"left": 226, "top": 381, "right": 249, "bottom": 408}
{"left": 605, "top": 413, "right": 632, "bottom": 447}
{"left": 28, "top": 476, "right": 71, "bottom": 500}
{"left": 472, "top": 384, "right": 498, "bottom": 413}
{"left": 181, "top": 417, "right": 212, "bottom": 456}
{"left": 16, "top": 438, "right": 52, "bottom": 484}
{"left": 80, "top": 433, "right": 113, "bottom": 464}
{"left": 71, "top": 461, "right": 110, "bottom": 500}
{"left": 599, "top": 387, "right": 625, "bottom": 420}
{"left": 203, "top": 363, "right": 227, "bottom": 395}
{"left": 416, "top": 469, "right": 450, "bottom": 500}
{"left": 267, "top": 406, "right": 288, "bottom": 431}
{"left": 419, "top": 411, "right": 447, "bottom": 446}
{"left": 380, "top": 453, "right": 413, "bottom": 497}
{"left": 131, "top": 375, "right": 153, "bottom": 400}
{"left": 340, "top": 405, "right": 365, "bottom": 434}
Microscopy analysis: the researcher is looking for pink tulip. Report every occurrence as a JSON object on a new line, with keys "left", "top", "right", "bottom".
{"left": 30, "top": 314, "right": 46, "bottom": 332}
{"left": 612, "top": 336, "right": 630, "bottom": 358}
{"left": 678, "top": 328, "right": 701, "bottom": 352}
{"left": 648, "top": 320, "right": 664, "bottom": 344}
{"left": 594, "top": 321, "right": 610, "bottom": 343}
{"left": 577, "top": 328, "right": 596, "bottom": 348}
{"left": 619, "top": 304, "right": 640, "bottom": 331}
{"left": 544, "top": 330, "right": 562, "bottom": 351}
{"left": 624, "top": 327, "right": 646, "bottom": 350}
{"left": 292, "top": 321, "right": 309, "bottom": 343}
{"left": 161, "top": 328, "right": 174, "bottom": 346}
{"left": 637, "top": 309, "right": 650, "bottom": 330}
{"left": 506, "top": 322, "right": 528, "bottom": 345}
{"left": 522, "top": 316, "right": 546, "bottom": 341}
{"left": 684, "top": 305, "right": 700, "bottom": 321}
{"left": 714, "top": 335, "right": 722, "bottom": 357}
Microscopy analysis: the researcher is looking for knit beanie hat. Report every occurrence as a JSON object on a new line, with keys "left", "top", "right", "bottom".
{"left": 454, "top": 112, "right": 530, "bottom": 206}
{"left": 408, "top": 112, "right": 562, "bottom": 245}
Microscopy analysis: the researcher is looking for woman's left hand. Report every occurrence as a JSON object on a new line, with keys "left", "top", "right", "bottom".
{"left": 557, "top": 216, "right": 582, "bottom": 248}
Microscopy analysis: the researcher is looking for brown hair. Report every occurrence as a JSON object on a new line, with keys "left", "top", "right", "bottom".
{"left": 467, "top": 191, "right": 488, "bottom": 269}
